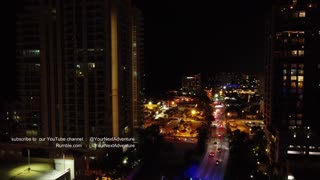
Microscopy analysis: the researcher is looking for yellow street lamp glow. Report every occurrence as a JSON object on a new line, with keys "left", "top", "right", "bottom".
{"left": 227, "top": 112, "right": 231, "bottom": 117}
{"left": 148, "top": 101, "right": 152, "bottom": 105}
{"left": 191, "top": 110, "right": 196, "bottom": 115}
{"left": 8, "top": 163, "right": 53, "bottom": 179}
{"left": 123, "top": 157, "right": 128, "bottom": 164}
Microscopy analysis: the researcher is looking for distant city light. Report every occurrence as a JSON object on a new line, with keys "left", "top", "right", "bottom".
{"left": 123, "top": 157, "right": 128, "bottom": 164}
{"left": 288, "top": 175, "right": 295, "bottom": 180}
{"left": 191, "top": 110, "right": 196, "bottom": 115}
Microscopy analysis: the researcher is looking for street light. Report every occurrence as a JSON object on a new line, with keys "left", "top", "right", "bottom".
{"left": 191, "top": 110, "right": 196, "bottom": 116}
{"left": 27, "top": 149, "right": 30, "bottom": 171}
{"left": 63, "top": 153, "right": 65, "bottom": 170}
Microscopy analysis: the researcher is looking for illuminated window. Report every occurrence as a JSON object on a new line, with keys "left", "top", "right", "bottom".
{"left": 291, "top": 82, "right": 296, "bottom": 88}
{"left": 298, "top": 70, "right": 304, "bottom": 75}
{"left": 291, "top": 50, "right": 304, "bottom": 56}
{"left": 291, "top": 50, "right": 297, "bottom": 56}
{"left": 297, "top": 120, "right": 302, "bottom": 125}
{"left": 124, "top": 126, "right": 129, "bottom": 134}
{"left": 291, "top": 76, "right": 297, "bottom": 80}
{"left": 291, "top": 64, "right": 297, "bottom": 68}
{"left": 298, "top": 50, "right": 304, "bottom": 56}
{"left": 299, "top": 11, "right": 306, "bottom": 17}
{"left": 283, "top": 76, "right": 287, "bottom": 80}
{"left": 298, "top": 82, "right": 303, "bottom": 88}
{"left": 291, "top": 69, "right": 297, "bottom": 75}
{"left": 283, "top": 64, "right": 288, "bottom": 68}
{"left": 23, "top": 49, "right": 40, "bottom": 57}
{"left": 88, "top": 62, "right": 95, "bottom": 70}
{"left": 298, "top": 76, "right": 304, "bottom": 81}
{"left": 283, "top": 69, "right": 287, "bottom": 75}
{"left": 76, "top": 64, "right": 84, "bottom": 77}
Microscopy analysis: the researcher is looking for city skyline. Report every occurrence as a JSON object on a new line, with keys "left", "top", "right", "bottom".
{"left": 2, "top": 0, "right": 320, "bottom": 179}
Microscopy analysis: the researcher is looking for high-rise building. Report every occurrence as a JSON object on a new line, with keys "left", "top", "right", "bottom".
{"left": 181, "top": 73, "right": 201, "bottom": 95}
{"left": 131, "top": 7, "right": 144, "bottom": 139}
{"left": 264, "top": 0, "right": 320, "bottom": 178}
{"left": 15, "top": 0, "right": 144, "bottom": 145}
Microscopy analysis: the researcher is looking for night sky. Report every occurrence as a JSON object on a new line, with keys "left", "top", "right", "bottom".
{"left": 132, "top": 0, "right": 270, "bottom": 95}
{"left": 3, "top": 1, "right": 270, "bottom": 103}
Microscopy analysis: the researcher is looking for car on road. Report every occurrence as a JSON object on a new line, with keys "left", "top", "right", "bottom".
{"left": 209, "top": 152, "right": 215, "bottom": 157}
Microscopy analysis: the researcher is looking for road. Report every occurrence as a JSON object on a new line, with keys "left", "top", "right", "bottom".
{"left": 194, "top": 124, "right": 229, "bottom": 180}
{"left": 185, "top": 94, "right": 230, "bottom": 180}
{"left": 184, "top": 122, "right": 230, "bottom": 180}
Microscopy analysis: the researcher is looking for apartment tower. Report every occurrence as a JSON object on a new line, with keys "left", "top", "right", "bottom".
{"left": 264, "top": 0, "right": 320, "bottom": 178}
{"left": 16, "top": 0, "right": 144, "bottom": 146}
